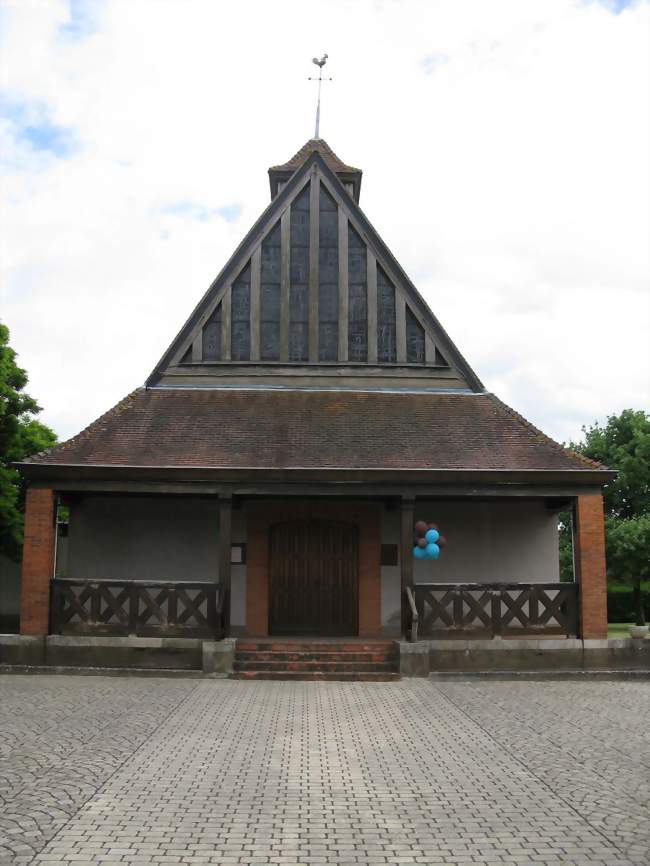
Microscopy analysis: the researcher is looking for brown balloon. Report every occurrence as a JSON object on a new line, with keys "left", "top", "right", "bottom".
{"left": 437, "top": 534, "right": 447, "bottom": 548}
{"left": 417, "top": 537, "right": 427, "bottom": 549}
{"left": 427, "top": 522, "right": 439, "bottom": 531}
{"left": 414, "top": 520, "right": 428, "bottom": 536}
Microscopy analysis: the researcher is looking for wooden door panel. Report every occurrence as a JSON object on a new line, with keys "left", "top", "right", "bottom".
{"left": 269, "top": 521, "right": 358, "bottom": 635}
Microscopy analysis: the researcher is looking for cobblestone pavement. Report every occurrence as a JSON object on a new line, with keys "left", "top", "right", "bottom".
{"left": 0, "top": 676, "right": 648, "bottom": 866}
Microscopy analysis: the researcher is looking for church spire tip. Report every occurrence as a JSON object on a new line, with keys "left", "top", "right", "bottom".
{"left": 309, "top": 53, "right": 331, "bottom": 140}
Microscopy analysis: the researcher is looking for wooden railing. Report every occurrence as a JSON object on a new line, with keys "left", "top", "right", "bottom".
{"left": 407, "top": 582, "right": 578, "bottom": 640}
{"left": 405, "top": 586, "right": 419, "bottom": 643}
{"left": 51, "top": 578, "right": 223, "bottom": 639}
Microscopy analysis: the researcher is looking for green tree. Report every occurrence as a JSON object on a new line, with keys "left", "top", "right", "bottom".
{"left": 0, "top": 322, "right": 57, "bottom": 560}
{"left": 606, "top": 514, "right": 650, "bottom": 626}
{"left": 577, "top": 410, "right": 650, "bottom": 519}
{"left": 559, "top": 410, "right": 650, "bottom": 622}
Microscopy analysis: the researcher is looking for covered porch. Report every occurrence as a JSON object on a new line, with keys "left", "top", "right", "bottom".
{"left": 18, "top": 476, "right": 608, "bottom": 644}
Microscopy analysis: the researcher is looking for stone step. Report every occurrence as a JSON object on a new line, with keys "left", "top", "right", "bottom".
{"left": 236, "top": 640, "right": 396, "bottom": 653}
{"left": 235, "top": 650, "right": 396, "bottom": 663}
{"left": 231, "top": 670, "right": 401, "bottom": 682}
{"left": 233, "top": 659, "right": 398, "bottom": 673}
{"left": 232, "top": 639, "right": 399, "bottom": 681}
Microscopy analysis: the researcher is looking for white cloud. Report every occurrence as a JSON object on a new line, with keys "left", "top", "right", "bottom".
{"left": 1, "top": 0, "right": 648, "bottom": 445}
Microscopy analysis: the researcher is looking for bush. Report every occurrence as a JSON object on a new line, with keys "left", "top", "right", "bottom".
{"left": 607, "top": 585, "right": 650, "bottom": 623}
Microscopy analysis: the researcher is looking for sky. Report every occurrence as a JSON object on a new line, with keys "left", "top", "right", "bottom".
{"left": 1, "top": 0, "right": 648, "bottom": 446}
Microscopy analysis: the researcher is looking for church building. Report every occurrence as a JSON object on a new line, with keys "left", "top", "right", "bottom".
{"left": 17, "top": 139, "right": 612, "bottom": 675}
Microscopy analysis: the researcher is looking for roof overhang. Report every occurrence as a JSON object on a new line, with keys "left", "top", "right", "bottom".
{"left": 16, "top": 462, "right": 616, "bottom": 491}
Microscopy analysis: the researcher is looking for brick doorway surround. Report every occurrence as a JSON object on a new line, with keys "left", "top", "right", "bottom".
{"left": 245, "top": 500, "right": 382, "bottom": 638}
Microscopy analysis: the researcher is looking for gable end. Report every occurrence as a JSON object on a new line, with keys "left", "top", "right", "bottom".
{"left": 147, "top": 151, "right": 483, "bottom": 392}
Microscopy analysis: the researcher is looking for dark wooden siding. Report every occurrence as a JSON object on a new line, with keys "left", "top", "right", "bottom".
{"left": 269, "top": 521, "right": 358, "bottom": 636}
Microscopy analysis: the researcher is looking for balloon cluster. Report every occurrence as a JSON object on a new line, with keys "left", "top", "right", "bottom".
{"left": 413, "top": 521, "right": 447, "bottom": 561}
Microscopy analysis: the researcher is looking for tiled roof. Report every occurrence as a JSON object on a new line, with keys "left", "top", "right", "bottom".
{"left": 269, "top": 139, "right": 360, "bottom": 175}
{"left": 24, "top": 388, "right": 603, "bottom": 473}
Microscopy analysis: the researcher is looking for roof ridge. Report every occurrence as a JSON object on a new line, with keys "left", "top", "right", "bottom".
{"left": 24, "top": 389, "right": 142, "bottom": 464}
{"left": 487, "top": 394, "right": 608, "bottom": 471}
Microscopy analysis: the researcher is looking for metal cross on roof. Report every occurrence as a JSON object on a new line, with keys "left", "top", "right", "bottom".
{"left": 308, "top": 53, "right": 332, "bottom": 140}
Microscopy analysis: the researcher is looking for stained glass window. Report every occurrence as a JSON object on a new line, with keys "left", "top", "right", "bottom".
{"left": 348, "top": 224, "right": 367, "bottom": 362}
{"left": 231, "top": 263, "right": 251, "bottom": 362}
{"left": 260, "top": 221, "right": 281, "bottom": 361}
{"left": 289, "top": 184, "right": 310, "bottom": 362}
{"left": 377, "top": 266, "right": 396, "bottom": 363}
{"left": 406, "top": 305, "right": 425, "bottom": 364}
{"left": 318, "top": 184, "right": 338, "bottom": 361}
{"left": 202, "top": 303, "right": 221, "bottom": 361}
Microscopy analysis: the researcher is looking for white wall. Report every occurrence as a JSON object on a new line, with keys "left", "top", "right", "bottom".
{"left": 381, "top": 509, "right": 401, "bottom": 634}
{"left": 68, "top": 495, "right": 220, "bottom": 583}
{"left": 65, "top": 495, "right": 559, "bottom": 635}
{"left": 381, "top": 500, "right": 560, "bottom": 629}
{"left": 231, "top": 508, "right": 246, "bottom": 628}
{"left": 413, "top": 501, "right": 560, "bottom": 584}
{"left": 66, "top": 495, "right": 250, "bottom": 627}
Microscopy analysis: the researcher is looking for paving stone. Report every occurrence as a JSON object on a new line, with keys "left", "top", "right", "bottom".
{"left": 0, "top": 676, "right": 648, "bottom": 865}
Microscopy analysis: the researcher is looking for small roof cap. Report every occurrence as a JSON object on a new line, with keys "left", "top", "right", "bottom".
{"left": 269, "top": 138, "right": 362, "bottom": 201}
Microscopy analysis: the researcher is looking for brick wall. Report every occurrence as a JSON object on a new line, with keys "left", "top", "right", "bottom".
{"left": 246, "top": 501, "right": 382, "bottom": 637}
{"left": 20, "top": 487, "right": 56, "bottom": 636}
{"left": 574, "top": 493, "right": 608, "bottom": 639}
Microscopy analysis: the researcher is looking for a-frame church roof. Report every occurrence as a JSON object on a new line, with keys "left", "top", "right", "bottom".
{"left": 20, "top": 139, "right": 611, "bottom": 485}
{"left": 145, "top": 140, "right": 482, "bottom": 392}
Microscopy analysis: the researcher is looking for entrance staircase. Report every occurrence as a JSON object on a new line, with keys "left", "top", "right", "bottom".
{"left": 231, "top": 639, "right": 400, "bottom": 681}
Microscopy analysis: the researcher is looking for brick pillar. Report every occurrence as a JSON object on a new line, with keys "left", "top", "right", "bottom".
{"left": 574, "top": 493, "right": 608, "bottom": 640}
{"left": 20, "top": 487, "right": 56, "bottom": 636}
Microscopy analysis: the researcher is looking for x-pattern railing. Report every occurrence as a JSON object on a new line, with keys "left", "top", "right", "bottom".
{"left": 409, "top": 582, "right": 578, "bottom": 639}
{"left": 51, "top": 578, "right": 223, "bottom": 638}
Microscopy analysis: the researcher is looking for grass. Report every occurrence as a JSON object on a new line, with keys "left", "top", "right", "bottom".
{"left": 608, "top": 622, "right": 649, "bottom": 638}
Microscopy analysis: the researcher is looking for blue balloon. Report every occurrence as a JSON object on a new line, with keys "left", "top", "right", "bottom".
{"left": 425, "top": 543, "right": 440, "bottom": 560}
{"left": 413, "top": 545, "right": 426, "bottom": 559}
{"left": 425, "top": 528, "right": 440, "bottom": 544}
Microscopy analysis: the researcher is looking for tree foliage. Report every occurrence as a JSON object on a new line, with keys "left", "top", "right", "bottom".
{"left": 573, "top": 410, "right": 650, "bottom": 520}
{"left": 0, "top": 323, "right": 57, "bottom": 560}
{"left": 559, "top": 409, "right": 650, "bottom": 623}
{"left": 605, "top": 514, "right": 650, "bottom": 626}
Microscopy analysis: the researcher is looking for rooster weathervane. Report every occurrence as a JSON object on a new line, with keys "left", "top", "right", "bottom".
{"left": 309, "top": 53, "right": 331, "bottom": 140}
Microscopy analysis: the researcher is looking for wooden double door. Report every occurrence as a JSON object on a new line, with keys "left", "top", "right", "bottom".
{"left": 268, "top": 520, "right": 359, "bottom": 636}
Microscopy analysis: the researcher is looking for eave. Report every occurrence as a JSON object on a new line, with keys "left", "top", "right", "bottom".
{"left": 16, "top": 462, "right": 616, "bottom": 493}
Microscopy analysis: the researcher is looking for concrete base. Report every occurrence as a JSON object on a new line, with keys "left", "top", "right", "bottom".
{"left": 399, "top": 641, "right": 430, "bottom": 677}
{"left": 399, "top": 636, "right": 650, "bottom": 676}
{"left": 428, "top": 669, "right": 650, "bottom": 681}
{"left": 0, "top": 634, "right": 234, "bottom": 674}
{"left": 2, "top": 634, "right": 648, "bottom": 679}
{"left": 202, "top": 639, "right": 235, "bottom": 676}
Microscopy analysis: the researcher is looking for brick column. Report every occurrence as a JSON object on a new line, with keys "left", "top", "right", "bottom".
{"left": 20, "top": 487, "right": 56, "bottom": 636}
{"left": 574, "top": 493, "right": 608, "bottom": 639}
